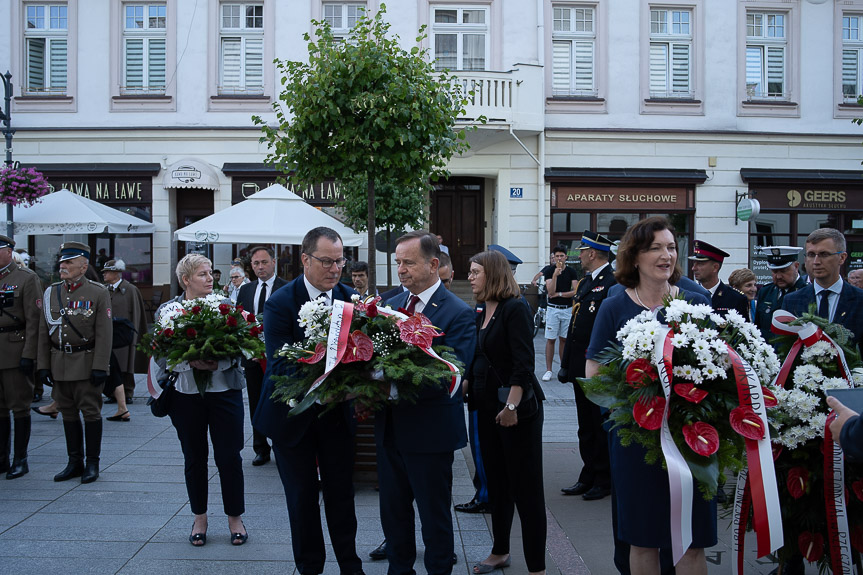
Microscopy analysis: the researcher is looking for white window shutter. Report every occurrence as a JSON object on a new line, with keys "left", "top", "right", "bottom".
{"left": 125, "top": 38, "right": 144, "bottom": 87}
{"left": 148, "top": 38, "right": 166, "bottom": 88}
{"left": 649, "top": 43, "right": 668, "bottom": 95}
{"left": 745, "top": 46, "right": 764, "bottom": 96}
{"left": 766, "top": 46, "right": 784, "bottom": 96}
{"left": 843, "top": 49, "right": 859, "bottom": 98}
{"left": 574, "top": 40, "right": 594, "bottom": 92}
{"left": 27, "top": 38, "right": 46, "bottom": 91}
{"left": 552, "top": 40, "right": 571, "bottom": 95}
{"left": 221, "top": 37, "right": 241, "bottom": 88}
{"left": 671, "top": 42, "right": 690, "bottom": 94}
{"left": 244, "top": 37, "right": 263, "bottom": 89}
{"left": 49, "top": 39, "right": 67, "bottom": 89}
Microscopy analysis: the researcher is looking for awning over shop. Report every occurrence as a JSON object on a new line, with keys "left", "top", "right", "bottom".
{"left": 545, "top": 167, "right": 708, "bottom": 184}
{"left": 162, "top": 159, "right": 221, "bottom": 191}
{"left": 740, "top": 168, "right": 863, "bottom": 183}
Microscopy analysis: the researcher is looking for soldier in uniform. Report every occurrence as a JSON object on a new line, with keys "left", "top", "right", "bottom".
{"left": 101, "top": 259, "right": 146, "bottom": 407}
{"left": 558, "top": 231, "right": 616, "bottom": 501}
{"left": 0, "top": 234, "right": 42, "bottom": 479}
{"left": 754, "top": 246, "right": 806, "bottom": 346}
{"left": 37, "top": 242, "right": 112, "bottom": 483}
{"left": 688, "top": 240, "right": 750, "bottom": 319}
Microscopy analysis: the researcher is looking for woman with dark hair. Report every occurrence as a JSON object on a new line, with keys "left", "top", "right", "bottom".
{"left": 585, "top": 216, "right": 713, "bottom": 575}
{"left": 466, "top": 250, "right": 547, "bottom": 575}
{"left": 156, "top": 253, "right": 248, "bottom": 547}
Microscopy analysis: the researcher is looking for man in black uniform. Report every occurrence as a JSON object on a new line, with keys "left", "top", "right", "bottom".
{"left": 688, "top": 240, "right": 750, "bottom": 319}
{"left": 558, "top": 231, "right": 616, "bottom": 500}
{"left": 754, "top": 246, "right": 806, "bottom": 345}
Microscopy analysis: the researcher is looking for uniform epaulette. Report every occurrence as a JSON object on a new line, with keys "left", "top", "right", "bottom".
{"left": 86, "top": 279, "right": 109, "bottom": 290}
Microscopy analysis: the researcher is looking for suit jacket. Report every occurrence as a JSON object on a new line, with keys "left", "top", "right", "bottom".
{"left": 0, "top": 262, "right": 42, "bottom": 370}
{"left": 253, "top": 275, "right": 357, "bottom": 446}
{"left": 607, "top": 275, "right": 710, "bottom": 299}
{"left": 840, "top": 415, "right": 863, "bottom": 461}
{"left": 711, "top": 280, "right": 750, "bottom": 320}
{"left": 107, "top": 279, "right": 147, "bottom": 373}
{"left": 380, "top": 285, "right": 406, "bottom": 302}
{"left": 237, "top": 276, "right": 287, "bottom": 368}
{"left": 755, "top": 276, "right": 808, "bottom": 343}
{"left": 782, "top": 281, "right": 863, "bottom": 349}
{"left": 375, "top": 284, "right": 476, "bottom": 454}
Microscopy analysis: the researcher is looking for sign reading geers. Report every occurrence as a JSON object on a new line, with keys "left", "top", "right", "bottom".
{"left": 752, "top": 186, "right": 858, "bottom": 210}
{"left": 551, "top": 185, "right": 693, "bottom": 210}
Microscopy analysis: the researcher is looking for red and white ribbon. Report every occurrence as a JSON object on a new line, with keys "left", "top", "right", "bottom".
{"left": 824, "top": 415, "right": 854, "bottom": 575}
{"left": 771, "top": 310, "right": 852, "bottom": 385}
{"left": 731, "top": 468, "right": 753, "bottom": 575}
{"left": 305, "top": 299, "right": 355, "bottom": 396}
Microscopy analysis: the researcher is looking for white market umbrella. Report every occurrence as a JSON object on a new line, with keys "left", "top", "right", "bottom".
{"left": 173, "top": 183, "right": 363, "bottom": 246}
{"left": 13, "top": 189, "right": 156, "bottom": 235}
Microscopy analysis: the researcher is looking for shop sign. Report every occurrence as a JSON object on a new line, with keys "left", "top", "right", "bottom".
{"left": 552, "top": 185, "right": 691, "bottom": 210}
{"left": 751, "top": 186, "right": 863, "bottom": 211}
{"left": 231, "top": 178, "right": 343, "bottom": 205}
{"left": 41, "top": 176, "right": 153, "bottom": 204}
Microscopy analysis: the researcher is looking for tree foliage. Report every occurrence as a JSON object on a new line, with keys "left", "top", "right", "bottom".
{"left": 252, "top": 4, "right": 474, "bottom": 290}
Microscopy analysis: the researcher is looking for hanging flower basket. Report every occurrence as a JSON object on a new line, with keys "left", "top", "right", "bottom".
{"left": 0, "top": 165, "right": 50, "bottom": 207}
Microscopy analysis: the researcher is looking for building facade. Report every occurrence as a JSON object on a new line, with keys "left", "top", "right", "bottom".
{"left": 2, "top": 0, "right": 862, "bottom": 297}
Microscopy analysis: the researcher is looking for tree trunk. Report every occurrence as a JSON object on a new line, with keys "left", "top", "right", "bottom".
{"left": 367, "top": 177, "right": 376, "bottom": 293}
{"left": 385, "top": 227, "right": 393, "bottom": 289}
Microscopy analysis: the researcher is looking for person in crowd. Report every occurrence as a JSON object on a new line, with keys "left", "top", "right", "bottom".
{"left": 827, "top": 395, "right": 863, "bottom": 461}
{"left": 783, "top": 228, "right": 863, "bottom": 349}
{"left": 101, "top": 259, "right": 147, "bottom": 407}
{"left": 728, "top": 268, "right": 758, "bottom": 322}
{"left": 212, "top": 269, "right": 222, "bottom": 291}
{"left": 0, "top": 234, "right": 42, "bottom": 479}
{"left": 558, "top": 231, "right": 616, "bottom": 501}
{"left": 435, "top": 234, "right": 451, "bottom": 255}
{"left": 466, "top": 250, "right": 546, "bottom": 575}
{"left": 688, "top": 241, "right": 749, "bottom": 319}
{"left": 848, "top": 268, "right": 863, "bottom": 289}
{"left": 380, "top": 281, "right": 407, "bottom": 301}
{"left": 438, "top": 253, "right": 454, "bottom": 291}
{"left": 157, "top": 253, "right": 247, "bottom": 547}
{"left": 754, "top": 246, "right": 806, "bottom": 345}
{"left": 224, "top": 266, "right": 248, "bottom": 305}
{"left": 237, "top": 246, "right": 286, "bottom": 467}
{"left": 376, "top": 231, "right": 475, "bottom": 575}
{"left": 253, "top": 227, "right": 364, "bottom": 575}
{"left": 586, "top": 217, "right": 714, "bottom": 575}
{"left": 37, "top": 242, "right": 112, "bottom": 484}
{"left": 351, "top": 261, "right": 376, "bottom": 299}
{"left": 542, "top": 245, "right": 578, "bottom": 381}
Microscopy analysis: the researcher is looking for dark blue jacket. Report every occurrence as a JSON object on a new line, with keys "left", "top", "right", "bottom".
{"left": 237, "top": 276, "right": 287, "bottom": 367}
{"left": 782, "top": 281, "right": 863, "bottom": 350}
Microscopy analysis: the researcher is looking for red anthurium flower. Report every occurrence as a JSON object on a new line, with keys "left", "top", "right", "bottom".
{"left": 342, "top": 330, "right": 374, "bottom": 363}
{"left": 786, "top": 467, "right": 809, "bottom": 499}
{"left": 218, "top": 303, "right": 231, "bottom": 315}
{"left": 682, "top": 422, "right": 720, "bottom": 456}
{"left": 851, "top": 525, "right": 863, "bottom": 553}
{"left": 191, "top": 305, "right": 202, "bottom": 314}
{"left": 632, "top": 396, "right": 666, "bottom": 430}
{"left": 226, "top": 315, "right": 238, "bottom": 328}
{"left": 762, "top": 387, "right": 778, "bottom": 408}
{"left": 298, "top": 342, "right": 326, "bottom": 364}
{"left": 674, "top": 383, "right": 708, "bottom": 404}
{"left": 162, "top": 328, "right": 174, "bottom": 338}
{"left": 771, "top": 442, "right": 783, "bottom": 461}
{"left": 398, "top": 313, "right": 440, "bottom": 348}
{"left": 626, "top": 358, "right": 657, "bottom": 388}
{"left": 852, "top": 479, "right": 863, "bottom": 502}
{"left": 186, "top": 328, "right": 197, "bottom": 338}
{"left": 798, "top": 532, "right": 825, "bottom": 562}
{"left": 729, "top": 406, "right": 765, "bottom": 440}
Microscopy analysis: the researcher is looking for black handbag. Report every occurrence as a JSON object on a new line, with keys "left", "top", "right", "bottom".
{"left": 147, "top": 371, "right": 178, "bottom": 418}
{"left": 497, "top": 383, "right": 539, "bottom": 419}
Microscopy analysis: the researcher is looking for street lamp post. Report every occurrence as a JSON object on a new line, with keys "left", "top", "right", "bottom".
{"left": 1, "top": 71, "right": 14, "bottom": 237}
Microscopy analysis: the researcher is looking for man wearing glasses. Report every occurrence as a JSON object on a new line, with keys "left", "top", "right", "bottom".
{"left": 783, "top": 228, "right": 863, "bottom": 350}
{"left": 253, "top": 227, "right": 364, "bottom": 575}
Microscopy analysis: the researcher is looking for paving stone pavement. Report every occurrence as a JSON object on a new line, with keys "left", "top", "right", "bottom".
{"left": 0, "top": 334, "right": 787, "bottom": 574}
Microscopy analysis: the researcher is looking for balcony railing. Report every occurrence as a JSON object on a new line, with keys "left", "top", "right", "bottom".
{"left": 449, "top": 65, "right": 543, "bottom": 131}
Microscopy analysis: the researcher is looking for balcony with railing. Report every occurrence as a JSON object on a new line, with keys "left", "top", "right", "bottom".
{"left": 449, "top": 64, "right": 543, "bottom": 132}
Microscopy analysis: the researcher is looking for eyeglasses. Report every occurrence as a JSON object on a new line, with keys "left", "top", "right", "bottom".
{"left": 467, "top": 269, "right": 483, "bottom": 278}
{"left": 805, "top": 251, "right": 844, "bottom": 260}
{"left": 307, "top": 254, "right": 348, "bottom": 269}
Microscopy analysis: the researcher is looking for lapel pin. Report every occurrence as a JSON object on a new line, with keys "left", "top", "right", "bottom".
{"left": 431, "top": 302, "right": 439, "bottom": 307}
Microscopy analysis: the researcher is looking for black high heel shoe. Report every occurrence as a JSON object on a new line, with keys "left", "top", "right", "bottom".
{"left": 230, "top": 522, "right": 248, "bottom": 546}
{"left": 189, "top": 523, "right": 207, "bottom": 547}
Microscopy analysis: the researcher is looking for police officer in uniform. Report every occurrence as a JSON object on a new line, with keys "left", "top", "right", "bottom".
{"left": 754, "top": 246, "right": 806, "bottom": 345}
{"left": 688, "top": 240, "right": 750, "bottom": 319}
{"left": 558, "top": 231, "right": 616, "bottom": 501}
{"left": 38, "top": 242, "right": 112, "bottom": 483}
{"left": 101, "top": 259, "right": 146, "bottom": 404}
{"left": 0, "top": 234, "right": 42, "bottom": 479}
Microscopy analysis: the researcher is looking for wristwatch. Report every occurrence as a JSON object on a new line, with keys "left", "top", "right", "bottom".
{"left": 505, "top": 402, "right": 517, "bottom": 411}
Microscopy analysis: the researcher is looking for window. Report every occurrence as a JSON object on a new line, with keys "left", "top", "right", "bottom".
{"left": 745, "top": 11, "right": 787, "bottom": 100}
{"left": 122, "top": 4, "right": 167, "bottom": 94}
{"left": 322, "top": 2, "right": 365, "bottom": 40}
{"left": 431, "top": 6, "right": 489, "bottom": 71}
{"left": 551, "top": 5, "right": 596, "bottom": 97}
{"left": 843, "top": 14, "right": 863, "bottom": 103}
{"left": 648, "top": 8, "right": 692, "bottom": 99}
{"left": 24, "top": 4, "right": 68, "bottom": 94}
{"left": 219, "top": 3, "right": 264, "bottom": 94}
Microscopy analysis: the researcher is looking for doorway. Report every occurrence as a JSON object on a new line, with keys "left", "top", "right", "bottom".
{"left": 430, "top": 177, "right": 484, "bottom": 280}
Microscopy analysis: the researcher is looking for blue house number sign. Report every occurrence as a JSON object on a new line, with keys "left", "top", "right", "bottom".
{"left": 510, "top": 187, "right": 523, "bottom": 198}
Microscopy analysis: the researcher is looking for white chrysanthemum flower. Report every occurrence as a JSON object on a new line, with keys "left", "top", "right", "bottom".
{"left": 351, "top": 294, "right": 360, "bottom": 302}
{"left": 701, "top": 363, "right": 725, "bottom": 380}
{"left": 670, "top": 333, "right": 689, "bottom": 348}
{"left": 709, "top": 313, "right": 725, "bottom": 326}
{"left": 822, "top": 377, "right": 850, "bottom": 390}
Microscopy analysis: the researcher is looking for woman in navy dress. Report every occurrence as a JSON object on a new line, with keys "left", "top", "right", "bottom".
{"left": 585, "top": 217, "right": 715, "bottom": 575}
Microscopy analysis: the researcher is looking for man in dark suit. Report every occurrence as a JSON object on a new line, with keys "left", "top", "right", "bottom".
{"left": 237, "top": 246, "right": 286, "bottom": 466}
{"left": 377, "top": 231, "right": 476, "bottom": 575}
{"left": 783, "top": 228, "right": 863, "bottom": 349}
{"left": 754, "top": 246, "right": 806, "bottom": 346}
{"left": 253, "top": 228, "right": 363, "bottom": 575}
{"left": 380, "top": 283, "right": 406, "bottom": 301}
{"left": 558, "top": 231, "right": 616, "bottom": 501}
{"left": 688, "top": 240, "right": 750, "bottom": 319}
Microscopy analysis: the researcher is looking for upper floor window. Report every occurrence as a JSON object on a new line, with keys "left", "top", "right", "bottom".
{"left": 24, "top": 4, "right": 68, "bottom": 95}
{"left": 843, "top": 14, "right": 863, "bottom": 103}
{"left": 745, "top": 11, "right": 787, "bottom": 100}
{"left": 122, "top": 4, "right": 167, "bottom": 94}
{"left": 431, "top": 6, "right": 489, "bottom": 71}
{"left": 551, "top": 5, "right": 596, "bottom": 97}
{"left": 322, "top": 2, "right": 365, "bottom": 40}
{"left": 648, "top": 8, "right": 692, "bottom": 99}
{"left": 219, "top": 2, "right": 264, "bottom": 94}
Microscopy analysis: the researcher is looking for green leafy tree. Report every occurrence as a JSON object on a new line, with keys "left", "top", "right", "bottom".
{"left": 253, "top": 4, "right": 473, "bottom": 290}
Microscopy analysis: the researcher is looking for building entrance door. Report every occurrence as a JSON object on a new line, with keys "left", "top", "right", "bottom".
{"left": 430, "top": 178, "right": 484, "bottom": 280}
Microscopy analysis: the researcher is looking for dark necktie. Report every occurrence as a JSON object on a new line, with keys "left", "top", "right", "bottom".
{"left": 818, "top": 290, "right": 831, "bottom": 320}
{"left": 108, "top": 285, "right": 115, "bottom": 292}
{"left": 406, "top": 295, "right": 420, "bottom": 315}
{"left": 257, "top": 282, "right": 268, "bottom": 315}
